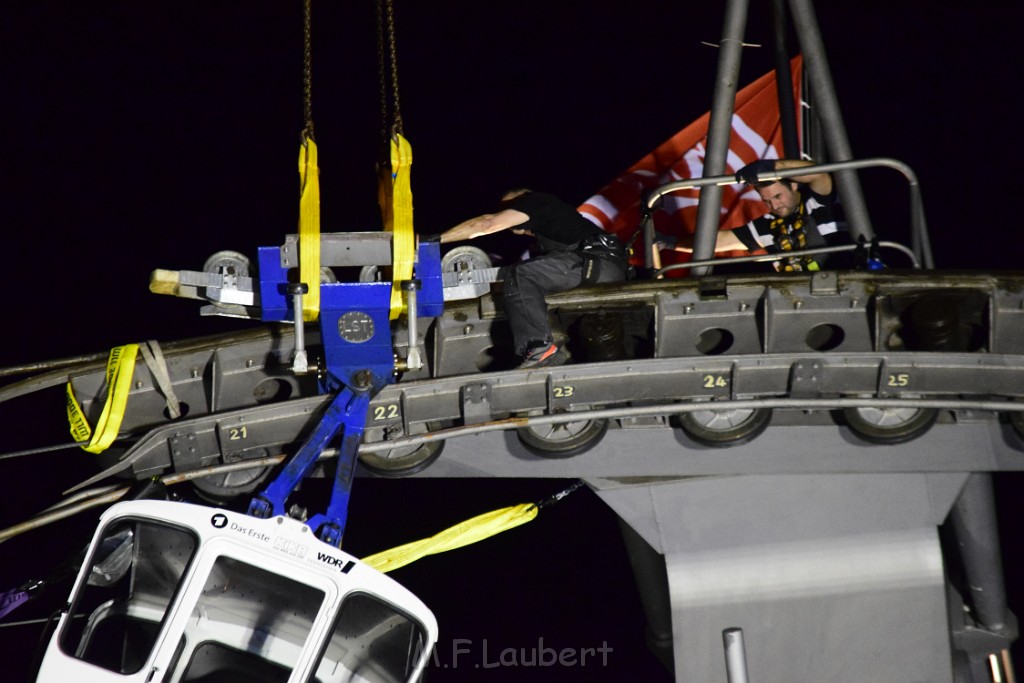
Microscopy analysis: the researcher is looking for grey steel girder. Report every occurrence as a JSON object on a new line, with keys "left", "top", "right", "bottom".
{"left": 17, "top": 269, "right": 1021, "bottom": 485}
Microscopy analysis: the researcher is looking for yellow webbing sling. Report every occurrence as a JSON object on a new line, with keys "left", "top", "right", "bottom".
{"left": 66, "top": 344, "right": 139, "bottom": 454}
{"left": 362, "top": 503, "right": 538, "bottom": 573}
{"left": 298, "top": 136, "right": 321, "bottom": 322}
{"left": 378, "top": 133, "right": 415, "bottom": 320}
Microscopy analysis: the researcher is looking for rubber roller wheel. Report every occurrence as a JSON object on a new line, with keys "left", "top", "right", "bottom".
{"left": 516, "top": 415, "right": 609, "bottom": 458}
{"left": 672, "top": 406, "right": 771, "bottom": 447}
{"left": 191, "top": 451, "right": 272, "bottom": 503}
{"left": 441, "top": 245, "right": 493, "bottom": 272}
{"left": 359, "top": 422, "right": 447, "bottom": 477}
{"left": 359, "top": 265, "right": 382, "bottom": 283}
{"left": 842, "top": 405, "right": 938, "bottom": 445}
{"left": 203, "top": 250, "right": 252, "bottom": 277}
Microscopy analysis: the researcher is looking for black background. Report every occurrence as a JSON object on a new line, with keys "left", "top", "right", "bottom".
{"left": 2, "top": 2, "right": 1023, "bottom": 681}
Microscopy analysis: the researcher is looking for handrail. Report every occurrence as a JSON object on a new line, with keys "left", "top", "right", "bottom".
{"left": 640, "top": 157, "right": 933, "bottom": 270}
{"left": 655, "top": 240, "right": 919, "bottom": 277}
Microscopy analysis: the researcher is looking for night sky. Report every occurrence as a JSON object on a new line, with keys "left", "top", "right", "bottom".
{"left": 2, "top": 2, "right": 1023, "bottom": 681}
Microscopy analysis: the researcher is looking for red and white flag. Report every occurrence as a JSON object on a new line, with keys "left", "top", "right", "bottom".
{"left": 579, "top": 55, "right": 803, "bottom": 269}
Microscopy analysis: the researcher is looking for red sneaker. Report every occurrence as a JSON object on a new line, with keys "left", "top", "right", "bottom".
{"left": 518, "top": 342, "right": 567, "bottom": 369}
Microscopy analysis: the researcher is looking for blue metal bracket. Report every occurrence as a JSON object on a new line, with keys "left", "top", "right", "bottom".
{"left": 302, "top": 389, "right": 369, "bottom": 547}
{"left": 247, "top": 235, "right": 446, "bottom": 546}
{"left": 247, "top": 385, "right": 371, "bottom": 546}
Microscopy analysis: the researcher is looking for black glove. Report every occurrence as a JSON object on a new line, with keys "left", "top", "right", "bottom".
{"left": 653, "top": 231, "right": 678, "bottom": 250}
{"left": 736, "top": 159, "right": 777, "bottom": 185}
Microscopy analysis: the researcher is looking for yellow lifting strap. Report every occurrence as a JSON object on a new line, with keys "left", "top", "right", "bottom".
{"left": 66, "top": 344, "right": 139, "bottom": 454}
{"left": 378, "top": 133, "right": 415, "bottom": 320}
{"left": 362, "top": 502, "right": 538, "bottom": 574}
{"left": 298, "top": 136, "right": 322, "bottom": 322}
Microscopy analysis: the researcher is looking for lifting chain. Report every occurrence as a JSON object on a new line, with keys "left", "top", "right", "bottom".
{"left": 375, "top": 0, "right": 402, "bottom": 152}
{"left": 534, "top": 479, "right": 587, "bottom": 511}
{"left": 302, "top": 0, "right": 315, "bottom": 142}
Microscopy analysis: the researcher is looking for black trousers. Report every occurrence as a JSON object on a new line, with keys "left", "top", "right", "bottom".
{"left": 503, "top": 250, "right": 625, "bottom": 355}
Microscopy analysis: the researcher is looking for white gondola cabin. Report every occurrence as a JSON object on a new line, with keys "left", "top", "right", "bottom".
{"left": 35, "top": 500, "right": 437, "bottom": 683}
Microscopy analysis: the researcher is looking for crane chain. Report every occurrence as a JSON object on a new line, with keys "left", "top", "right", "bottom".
{"left": 376, "top": 0, "right": 402, "bottom": 145}
{"left": 302, "top": 0, "right": 314, "bottom": 142}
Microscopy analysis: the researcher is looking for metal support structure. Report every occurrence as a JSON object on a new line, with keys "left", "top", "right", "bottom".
{"left": 401, "top": 279, "right": 423, "bottom": 371}
{"left": 950, "top": 473, "right": 1009, "bottom": 632}
{"left": 289, "top": 282, "right": 310, "bottom": 373}
{"left": 619, "top": 518, "right": 674, "bottom": 672}
{"left": 771, "top": 0, "right": 800, "bottom": 159}
{"left": 787, "top": 0, "right": 874, "bottom": 243}
{"left": 691, "top": 0, "right": 750, "bottom": 276}
{"left": 640, "top": 207, "right": 657, "bottom": 276}
{"left": 596, "top": 474, "right": 966, "bottom": 682}
{"left": 910, "top": 181, "right": 936, "bottom": 268}
{"left": 723, "top": 628, "right": 751, "bottom": 683}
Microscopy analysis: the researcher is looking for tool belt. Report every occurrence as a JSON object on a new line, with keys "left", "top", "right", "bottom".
{"left": 578, "top": 232, "right": 630, "bottom": 284}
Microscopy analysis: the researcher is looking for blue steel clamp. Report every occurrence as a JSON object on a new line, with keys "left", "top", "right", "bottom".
{"left": 247, "top": 238, "right": 446, "bottom": 546}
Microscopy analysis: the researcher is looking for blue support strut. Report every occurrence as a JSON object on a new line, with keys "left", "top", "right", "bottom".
{"left": 248, "top": 387, "right": 371, "bottom": 547}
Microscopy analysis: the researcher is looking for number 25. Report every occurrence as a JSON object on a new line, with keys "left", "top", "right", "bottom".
{"left": 887, "top": 373, "right": 910, "bottom": 387}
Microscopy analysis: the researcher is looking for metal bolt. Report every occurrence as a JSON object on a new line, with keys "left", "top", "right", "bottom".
{"left": 353, "top": 370, "right": 373, "bottom": 390}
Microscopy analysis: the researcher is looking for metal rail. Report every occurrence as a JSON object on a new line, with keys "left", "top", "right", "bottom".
{"left": 655, "top": 240, "right": 919, "bottom": 276}
{"left": 86, "top": 349, "right": 1024, "bottom": 479}
{"left": 358, "top": 395, "right": 1024, "bottom": 455}
{"left": 61, "top": 388, "right": 1024, "bottom": 488}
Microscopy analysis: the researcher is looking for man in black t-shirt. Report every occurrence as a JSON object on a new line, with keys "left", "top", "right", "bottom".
{"left": 440, "top": 189, "right": 627, "bottom": 368}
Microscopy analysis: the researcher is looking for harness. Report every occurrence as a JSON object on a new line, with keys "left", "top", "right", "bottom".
{"left": 578, "top": 232, "right": 631, "bottom": 284}
{"left": 767, "top": 202, "right": 825, "bottom": 272}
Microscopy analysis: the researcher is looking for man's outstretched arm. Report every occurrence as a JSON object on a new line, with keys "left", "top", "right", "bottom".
{"left": 439, "top": 208, "right": 530, "bottom": 243}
